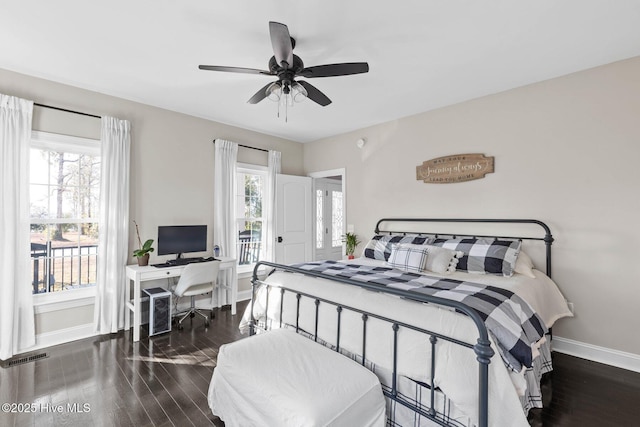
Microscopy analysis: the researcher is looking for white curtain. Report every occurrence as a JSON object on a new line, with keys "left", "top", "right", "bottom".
{"left": 94, "top": 116, "right": 131, "bottom": 335}
{"left": 213, "top": 139, "right": 238, "bottom": 304}
{"left": 0, "top": 94, "right": 35, "bottom": 360}
{"left": 262, "top": 150, "right": 281, "bottom": 262}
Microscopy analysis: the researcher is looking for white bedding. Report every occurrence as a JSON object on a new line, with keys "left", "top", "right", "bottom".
{"left": 349, "top": 257, "right": 572, "bottom": 329}
{"left": 240, "top": 257, "right": 572, "bottom": 427}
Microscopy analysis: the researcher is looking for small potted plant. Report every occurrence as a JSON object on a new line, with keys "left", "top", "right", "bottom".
{"left": 343, "top": 232, "right": 360, "bottom": 260}
{"left": 132, "top": 220, "right": 154, "bottom": 266}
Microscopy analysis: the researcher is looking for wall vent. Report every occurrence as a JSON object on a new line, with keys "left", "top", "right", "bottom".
{"left": 1, "top": 352, "right": 49, "bottom": 368}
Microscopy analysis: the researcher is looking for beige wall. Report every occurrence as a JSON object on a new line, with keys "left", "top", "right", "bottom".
{"left": 1, "top": 68, "right": 303, "bottom": 336}
{"left": 303, "top": 57, "right": 640, "bottom": 356}
{"left": 4, "top": 55, "right": 640, "bottom": 357}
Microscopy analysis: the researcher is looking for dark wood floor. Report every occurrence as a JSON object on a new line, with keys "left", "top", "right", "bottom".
{"left": 1, "top": 300, "right": 639, "bottom": 427}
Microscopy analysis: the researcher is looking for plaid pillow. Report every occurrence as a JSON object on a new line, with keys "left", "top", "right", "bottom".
{"left": 388, "top": 243, "right": 463, "bottom": 274}
{"left": 364, "top": 234, "right": 434, "bottom": 261}
{"left": 432, "top": 238, "right": 522, "bottom": 277}
{"left": 387, "top": 244, "right": 429, "bottom": 273}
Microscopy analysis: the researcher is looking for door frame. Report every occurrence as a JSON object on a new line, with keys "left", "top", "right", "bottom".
{"left": 308, "top": 168, "right": 346, "bottom": 261}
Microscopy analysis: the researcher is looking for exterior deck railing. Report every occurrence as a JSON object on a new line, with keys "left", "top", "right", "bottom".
{"left": 238, "top": 238, "right": 261, "bottom": 265}
{"left": 30, "top": 243, "right": 98, "bottom": 293}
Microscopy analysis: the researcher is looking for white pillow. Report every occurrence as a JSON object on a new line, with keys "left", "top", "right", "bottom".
{"left": 514, "top": 250, "right": 536, "bottom": 278}
{"left": 423, "top": 245, "right": 464, "bottom": 274}
{"left": 388, "top": 243, "right": 463, "bottom": 274}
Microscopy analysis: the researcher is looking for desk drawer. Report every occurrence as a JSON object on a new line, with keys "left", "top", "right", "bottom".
{"left": 139, "top": 269, "right": 181, "bottom": 280}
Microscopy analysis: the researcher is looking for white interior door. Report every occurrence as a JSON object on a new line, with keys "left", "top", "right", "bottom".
{"left": 275, "top": 174, "right": 312, "bottom": 264}
{"left": 314, "top": 178, "right": 344, "bottom": 261}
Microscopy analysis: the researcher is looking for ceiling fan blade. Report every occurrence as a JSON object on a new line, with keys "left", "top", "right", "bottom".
{"left": 247, "top": 81, "right": 278, "bottom": 104}
{"left": 297, "top": 81, "right": 331, "bottom": 106}
{"left": 199, "top": 65, "right": 273, "bottom": 75}
{"left": 299, "top": 62, "right": 369, "bottom": 78}
{"left": 269, "top": 21, "right": 294, "bottom": 69}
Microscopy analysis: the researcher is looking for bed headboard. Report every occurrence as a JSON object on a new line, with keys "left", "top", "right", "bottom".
{"left": 373, "top": 218, "right": 554, "bottom": 278}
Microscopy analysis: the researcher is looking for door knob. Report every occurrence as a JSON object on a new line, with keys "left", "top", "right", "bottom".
{"left": 277, "top": 236, "right": 283, "bottom": 243}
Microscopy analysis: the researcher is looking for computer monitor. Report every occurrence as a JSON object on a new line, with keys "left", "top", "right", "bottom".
{"left": 157, "top": 225, "right": 207, "bottom": 258}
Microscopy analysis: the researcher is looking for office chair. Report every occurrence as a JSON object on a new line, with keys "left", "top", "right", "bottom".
{"left": 172, "top": 260, "right": 220, "bottom": 329}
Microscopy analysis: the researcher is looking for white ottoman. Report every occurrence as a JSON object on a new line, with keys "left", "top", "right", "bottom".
{"left": 208, "top": 328, "right": 386, "bottom": 427}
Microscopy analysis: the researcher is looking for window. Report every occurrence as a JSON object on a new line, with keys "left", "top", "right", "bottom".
{"left": 30, "top": 132, "right": 101, "bottom": 295}
{"left": 316, "top": 188, "right": 344, "bottom": 249}
{"left": 236, "top": 164, "right": 266, "bottom": 266}
{"left": 314, "top": 177, "right": 344, "bottom": 261}
{"left": 331, "top": 190, "right": 343, "bottom": 247}
{"left": 315, "top": 189, "right": 324, "bottom": 249}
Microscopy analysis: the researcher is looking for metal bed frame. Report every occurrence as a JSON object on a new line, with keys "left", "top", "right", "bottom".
{"left": 250, "top": 218, "right": 554, "bottom": 427}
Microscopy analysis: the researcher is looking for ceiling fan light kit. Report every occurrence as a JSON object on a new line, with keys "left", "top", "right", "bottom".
{"left": 265, "top": 81, "right": 308, "bottom": 122}
{"left": 199, "top": 21, "right": 369, "bottom": 121}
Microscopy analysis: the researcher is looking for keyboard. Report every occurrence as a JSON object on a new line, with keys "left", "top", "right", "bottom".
{"left": 152, "top": 257, "right": 217, "bottom": 268}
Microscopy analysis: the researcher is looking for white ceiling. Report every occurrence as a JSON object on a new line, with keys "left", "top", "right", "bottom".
{"left": 2, "top": 1, "right": 640, "bottom": 143}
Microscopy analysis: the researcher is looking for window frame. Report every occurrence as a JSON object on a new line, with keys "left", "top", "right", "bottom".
{"left": 30, "top": 131, "right": 101, "bottom": 306}
{"left": 236, "top": 163, "right": 267, "bottom": 274}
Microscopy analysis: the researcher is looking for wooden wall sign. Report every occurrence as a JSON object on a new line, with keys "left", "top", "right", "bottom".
{"left": 416, "top": 153, "right": 494, "bottom": 184}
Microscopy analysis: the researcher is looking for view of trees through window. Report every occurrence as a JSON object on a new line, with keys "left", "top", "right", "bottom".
{"left": 30, "top": 138, "right": 100, "bottom": 294}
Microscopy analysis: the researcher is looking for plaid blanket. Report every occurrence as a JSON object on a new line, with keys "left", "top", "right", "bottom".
{"left": 291, "top": 260, "right": 547, "bottom": 372}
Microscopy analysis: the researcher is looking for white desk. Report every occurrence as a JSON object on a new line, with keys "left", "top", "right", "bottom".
{"left": 125, "top": 257, "right": 237, "bottom": 342}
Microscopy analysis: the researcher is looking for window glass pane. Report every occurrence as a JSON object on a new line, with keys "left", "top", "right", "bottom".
{"left": 50, "top": 222, "right": 78, "bottom": 291}
{"left": 332, "top": 191, "right": 343, "bottom": 247}
{"left": 244, "top": 196, "right": 251, "bottom": 218}
{"left": 30, "top": 184, "right": 51, "bottom": 219}
{"left": 30, "top": 224, "right": 52, "bottom": 294}
{"left": 75, "top": 154, "right": 101, "bottom": 220}
{"left": 238, "top": 220, "right": 262, "bottom": 265}
{"left": 62, "top": 183, "right": 80, "bottom": 219}
{"left": 316, "top": 190, "right": 324, "bottom": 249}
{"left": 88, "top": 184, "right": 100, "bottom": 219}
{"left": 78, "top": 224, "right": 99, "bottom": 288}
{"left": 244, "top": 174, "right": 263, "bottom": 219}
{"left": 30, "top": 148, "right": 50, "bottom": 185}
{"left": 60, "top": 152, "right": 80, "bottom": 176}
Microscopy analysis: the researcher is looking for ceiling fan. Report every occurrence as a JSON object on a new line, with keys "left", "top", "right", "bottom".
{"left": 199, "top": 21, "right": 369, "bottom": 109}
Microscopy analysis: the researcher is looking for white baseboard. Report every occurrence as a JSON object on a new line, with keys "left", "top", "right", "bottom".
{"left": 553, "top": 336, "right": 640, "bottom": 373}
{"left": 31, "top": 323, "right": 97, "bottom": 352}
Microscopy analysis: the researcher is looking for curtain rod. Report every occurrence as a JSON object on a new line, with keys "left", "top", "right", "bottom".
{"left": 212, "top": 139, "right": 269, "bottom": 153}
{"left": 34, "top": 103, "right": 101, "bottom": 119}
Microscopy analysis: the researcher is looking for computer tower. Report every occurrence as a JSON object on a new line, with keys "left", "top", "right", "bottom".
{"left": 142, "top": 287, "right": 172, "bottom": 336}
